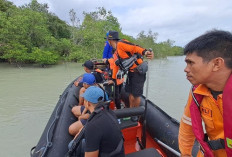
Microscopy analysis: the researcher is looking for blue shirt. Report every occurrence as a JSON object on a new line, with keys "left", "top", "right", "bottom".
{"left": 102, "top": 41, "right": 113, "bottom": 59}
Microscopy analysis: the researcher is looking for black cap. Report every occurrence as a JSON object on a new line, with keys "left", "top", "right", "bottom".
{"left": 104, "top": 30, "right": 120, "bottom": 40}
{"left": 82, "top": 60, "right": 94, "bottom": 70}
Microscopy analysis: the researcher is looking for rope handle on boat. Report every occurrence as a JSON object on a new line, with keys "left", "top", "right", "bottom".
{"left": 30, "top": 146, "right": 36, "bottom": 157}
{"left": 30, "top": 88, "right": 68, "bottom": 157}
{"left": 141, "top": 48, "right": 152, "bottom": 149}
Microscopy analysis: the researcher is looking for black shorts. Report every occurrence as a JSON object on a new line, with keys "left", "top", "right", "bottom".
{"left": 80, "top": 106, "right": 87, "bottom": 125}
{"left": 125, "top": 71, "right": 146, "bottom": 97}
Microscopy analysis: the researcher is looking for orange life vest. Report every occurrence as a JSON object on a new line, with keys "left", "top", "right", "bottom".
{"left": 116, "top": 39, "right": 146, "bottom": 71}
{"left": 190, "top": 74, "right": 232, "bottom": 157}
{"left": 108, "top": 55, "right": 124, "bottom": 85}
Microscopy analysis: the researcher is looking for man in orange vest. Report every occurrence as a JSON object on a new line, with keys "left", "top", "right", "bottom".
{"left": 106, "top": 52, "right": 124, "bottom": 109}
{"left": 178, "top": 30, "right": 232, "bottom": 157}
{"left": 106, "top": 31, "right": 154, "bottom": 109}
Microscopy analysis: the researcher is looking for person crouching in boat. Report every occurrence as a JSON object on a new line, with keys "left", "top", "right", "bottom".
{"left": 178, "top": 30, "right": 232, "bottom": 157}
{"left": 69, "top": 73, "right": 96, "bottom": 136}
{"left": 81, "top": 86, "right": 125, "bottom": 157}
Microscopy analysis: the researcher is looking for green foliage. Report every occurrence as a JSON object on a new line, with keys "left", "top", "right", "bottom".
{"left": 136, "top": 30, "right": 158, "bottom": 48}
{"left": 0, "top": 42, "right": 33, "bottom": 63}
{"left": 67, "top": 7, "right": 122, "bottom": 62}
{"left": 21, "top": 0, "right": 49, "bottom": 13}
{"left": 135, "top": 31, "right": 183, "bottom": 57}
{"left": 0, "top": 0, "right": 71, "bottom": 65}
{"left": 67, "top": 46, "right": 89, "bottom": 62}
{"left": 47, "top": 14, "right": 71, "bottom": 39}
{"left": 0, "top": 0, "right": 183, "bottom": 66}
{"left": 55, "top": 38, "right": 73, "bottom": 57}
{"left": 0, "top": 0, "right": 16, "bottom": 13}
{"left": 31, "top": 47, "right": 59, "bottom": 65}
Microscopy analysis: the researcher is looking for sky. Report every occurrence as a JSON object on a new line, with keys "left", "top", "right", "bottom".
{"left": 8, "top": 0, "right": 232, "bottom": 47}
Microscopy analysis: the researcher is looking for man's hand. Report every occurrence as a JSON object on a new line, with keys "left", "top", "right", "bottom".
{"left": 74, "top": 77, "right": 83, "bottom": 87}
{"left": 79, "top": 113, "right": 90, "bottom": 120}
{"left": 108, "top": 80, "right": 114, "bottom": 85}
{"left": 74, "top": 81, "right": 79, "bottom": 87}
{"left": 79, "top": 115, "right": 84, "bottom": 120}
{"left": 145, "top": 50, "right": 154, "bottom": 59}
{"left": 102, "top": 58, "right": 107, "bottom": 63}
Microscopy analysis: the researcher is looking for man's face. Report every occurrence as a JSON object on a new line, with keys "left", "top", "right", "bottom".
{"left": 107, "top": 39, "right": 112, "bottom": 46}
{"left": 184, "top": 52, "right": 214, "bottom": 85}
{"left": 83, "top": 83, "right": 90, "bottom": 89}
{"left": 83, "top": 67, "right": 87, "bottom": 72}
{"left": 108, "top": 39, "right": 116, "bottom": 49}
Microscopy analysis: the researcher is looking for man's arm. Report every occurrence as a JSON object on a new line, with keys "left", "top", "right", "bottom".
{"left": 178, "top": 91, "right": 196, "bottom": 156}
{"left": 118, "top": 41, "right": 154, "bottom": 59}
{"left": 103, "top": 41, "right": 110, "bottom": 59}
{"left": 85, "top": 150, "right": 99, "bottom": 157}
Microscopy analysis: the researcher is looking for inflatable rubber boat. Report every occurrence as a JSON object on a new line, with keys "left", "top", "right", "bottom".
{"left": 31, "top": 75, "right": 199, "bottom": 157}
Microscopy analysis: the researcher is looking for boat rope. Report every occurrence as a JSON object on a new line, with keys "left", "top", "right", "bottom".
{"left": 31, "top": 85, "right": 69, "bottom": 157}
{"left": 41, "top": 97, "right": 64, "bottom": 157}
{"left": 141, "top": 48, "right": 152, "bottom": 148}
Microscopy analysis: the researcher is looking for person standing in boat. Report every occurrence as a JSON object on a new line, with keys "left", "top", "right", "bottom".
{"left": 102, "top": 31, "right": 113, "bottom": 63}
{"left": 82, "top": 86, "right": 125, "bottom": 157}
{"left": 106, "top": 30, "right": 154, "bottom": 109}
{"left": 104, "top": 34, "right": 125, "bottom": 109}
{"left": 178, "top": 30, "right": 232, "bottom": 157}
{"left": 102, "top": 32, "right": 123, "bottom": 109}
{"left": 105, "top": 56, "right": 124, "bottom": 109}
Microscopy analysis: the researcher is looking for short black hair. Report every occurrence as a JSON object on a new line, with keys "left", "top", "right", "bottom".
{"left": 184, "top": 30, "right": 232, "bottom": 68}
{"left": 82, "top": 60, "right": 94, "bottom": 70}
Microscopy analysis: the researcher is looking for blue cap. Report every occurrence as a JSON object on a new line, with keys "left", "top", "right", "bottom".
{"left": 104, "top": 31, "right": 110, "bottom": 39}
{"left": 106, "top": 32, "right": 109, "bottom": 37}
{"left": 81, "top": 73, "right": 96, "bottom": 85}
{"left": 81, "top": 86, "right": 104, "bottom": 104}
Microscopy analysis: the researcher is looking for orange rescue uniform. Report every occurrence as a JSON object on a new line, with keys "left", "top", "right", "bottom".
{"left": 178, "top": 84, "right": 226, "bottom": 157}
{"left": 116, "top": 39, "right": 146, "bottom": 71}
{"left": 108, "top": 53, "right": 124, "bottom": 85}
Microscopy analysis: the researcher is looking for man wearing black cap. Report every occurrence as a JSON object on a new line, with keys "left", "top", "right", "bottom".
{"left": 106, "top": 30, "right": 154, "bottom": 110}
{"left": 82, "top": 60, "right": 94, "bottom": 73}
{"left": 74, "top": 60, "right": 103, "bottom": 87}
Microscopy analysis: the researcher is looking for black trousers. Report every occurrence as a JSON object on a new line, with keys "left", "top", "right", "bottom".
{"left": 104, "top": 80, "right": 122, "bottom": 109}
{"left": 114, "top": 82, "right": 122, "bottom": 109}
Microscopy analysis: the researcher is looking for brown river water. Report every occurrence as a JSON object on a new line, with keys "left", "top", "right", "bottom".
{"left": 0, "top": 56, "right": 191, "bottom": 156}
